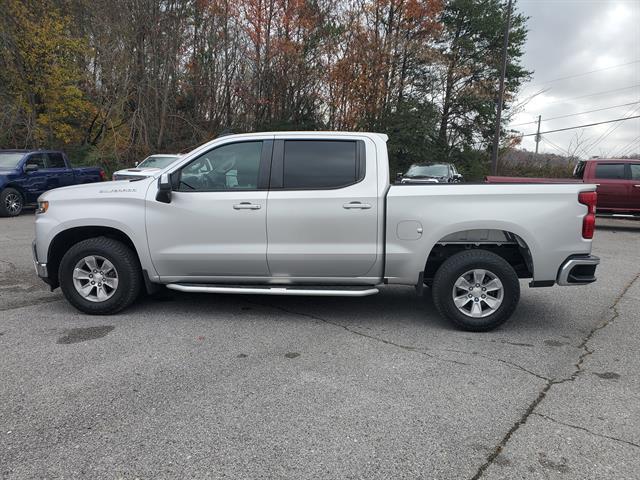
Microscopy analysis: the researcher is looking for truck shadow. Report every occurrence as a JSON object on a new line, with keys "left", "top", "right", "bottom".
{"left": 131, "top": 285, "right": 545, "bottom": 334}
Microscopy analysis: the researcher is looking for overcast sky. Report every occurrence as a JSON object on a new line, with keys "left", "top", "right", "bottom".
{"left": 509, "top": 0, "right": 640, "bottom": 158}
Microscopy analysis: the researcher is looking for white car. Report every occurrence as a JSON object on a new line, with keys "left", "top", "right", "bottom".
{"left": 111, "top": 154, "right": 180, "bottom": 181}
{"left": 33, "top": 132, "right": 599, "bottom": 331}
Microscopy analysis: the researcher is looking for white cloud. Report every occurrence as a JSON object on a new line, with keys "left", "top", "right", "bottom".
{"left": 509, "top": 0, "right": 640, "bottom": 157}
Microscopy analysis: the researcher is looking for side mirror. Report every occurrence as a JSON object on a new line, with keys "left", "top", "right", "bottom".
{"left": 454, "top": 173, "right": 463, "bottom": 182}
{"left": 396, "top": 172, "right": 403, "bottom": 182}
{"left": 134, "top": 161, "right": 139, "bottom": 167}
{"left": 156, "top": 173, "right": 172, "bottom": 203}
{"left": 25, "top": 164, "right": 39, "bottom": 172}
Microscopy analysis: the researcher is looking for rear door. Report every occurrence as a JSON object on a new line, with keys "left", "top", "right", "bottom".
{"left": 592, "top": 162, "right": 628, "bottom": 210}
{"left": 266, "top": 136, "right": 379, "bottom": 278}
{"left": 44, "top": 152, "right": 75, "bottom": 189}
{"left": 629, "top": 163, "right": 640, "bottom": 210}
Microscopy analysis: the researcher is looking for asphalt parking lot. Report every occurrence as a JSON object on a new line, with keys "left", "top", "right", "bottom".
{"left": 1, "top": 213, "right": 639, "bottom": 479}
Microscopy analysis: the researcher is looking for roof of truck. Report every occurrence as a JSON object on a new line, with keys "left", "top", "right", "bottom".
{"left": 0, "top": 149, "right": 62, "bottom": 153}
{"left": 581, "top": 158, "right": 638, "bottom": 162}
{"left": 212, "top": 131, "right": 389, "bottom": 142}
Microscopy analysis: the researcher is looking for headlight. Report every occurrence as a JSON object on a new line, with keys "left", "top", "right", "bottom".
{"left": 36, "top": 201, "right": 49, "bottom": 214}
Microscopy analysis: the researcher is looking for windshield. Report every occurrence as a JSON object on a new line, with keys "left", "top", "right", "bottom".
{"left": 406, "top": 164, "right": 449, "bottom": 177}
{"left": 0, "top": 153, "right": 25, "bottom": 169}
{"left": 137, "top": 155, "right": 179, "bottom": 169}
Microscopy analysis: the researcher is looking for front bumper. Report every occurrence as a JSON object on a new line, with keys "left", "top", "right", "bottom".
{"left": 32, "top": 240, "right": 48, "bottom": 279}
{"left": 557, "top": 255, "right": 600, "bottom": 286}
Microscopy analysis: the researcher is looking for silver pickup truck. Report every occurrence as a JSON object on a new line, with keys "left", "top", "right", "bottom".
{"left": 33, "top": 132, "right": 599, "bottom": 331}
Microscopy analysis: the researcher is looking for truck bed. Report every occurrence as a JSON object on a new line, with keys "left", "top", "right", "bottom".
{"left": 384, "top": 182, "right": 595, "bottom": 285}
{"left": 485, "top": 176, "right": 581, "bottom": 183}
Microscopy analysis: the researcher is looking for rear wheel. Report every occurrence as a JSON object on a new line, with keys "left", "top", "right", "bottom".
{"left": 432, "top": 250, "right": 520, "bottom": 331}
{"left": 58, "top": 237, "right": 141, "bottom": 314}
{"left": 0, "top": 188, "right": 24, "bottom": 217}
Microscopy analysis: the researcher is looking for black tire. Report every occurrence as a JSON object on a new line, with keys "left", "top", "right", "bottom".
{"left": 432, "top": 250, "right": 520, "bottom": 332}
{"left": 0, "top": 188, "right": 24, "bottom": 217}
{"left": 58, "top": 237, "right": 142, "bottom": 315}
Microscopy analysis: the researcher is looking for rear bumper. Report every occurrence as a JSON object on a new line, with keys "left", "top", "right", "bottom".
{"left": 557, "top": 255, "right": 600, "bottom": 286}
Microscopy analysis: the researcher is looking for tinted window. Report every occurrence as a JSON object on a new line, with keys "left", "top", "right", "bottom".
{"left": 630, "top": 164, "right": 640, "bottom": 180}
{"left": 283, "top": 140, "right": 359, "bottom": 189}
{"left": 47, "top": 152, "right": 66, "bottom": 168}
{"left": 178, "top": 141, "right": 262, "bottom": 191}
{"left": 595, "top": 163, "right": 625, "bottom": 180}
{"left": 26, "top": 153, "right": 46, "bottom": 169}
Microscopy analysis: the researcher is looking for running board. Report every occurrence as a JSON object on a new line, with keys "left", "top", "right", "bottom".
{"left": 165, "top": 284, "right": 380, "bottom": 297}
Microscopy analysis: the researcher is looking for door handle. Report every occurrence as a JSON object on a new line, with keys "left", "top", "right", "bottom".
{"left": 343, "top": 202, "right": 372, "bottom": 210}
{"left": 233, "top": 202, "right": 261, "bottom": 210}
{"left": 634, "top": 185, "right": 640, "bottom": 188}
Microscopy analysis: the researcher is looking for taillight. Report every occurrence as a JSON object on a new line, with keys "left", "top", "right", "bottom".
{"left": 578, "top": 191, "right": 597, "bottom": 239}
{"left": 100, "top": 169, "right": 107, "bottom": 181}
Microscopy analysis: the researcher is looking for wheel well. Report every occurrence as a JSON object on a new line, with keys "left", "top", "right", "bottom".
{"left": 424, "top": 230, "right": 533, "bottom": 282}
{"left": 4, "top": 183, "right": 27, "bottom": 199}
{"left": 46, "top": 226, "right": 140, "bottom": 289}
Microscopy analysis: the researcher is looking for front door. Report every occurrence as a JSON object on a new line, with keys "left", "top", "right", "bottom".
{"left": 266, "top": 137, "right": 380, "bottom": 278}
{"left": 22, "top": 153, "right": 49, "bottom": 201}
{"left": 146, "top": 140, "right": 272, "bottom": 280}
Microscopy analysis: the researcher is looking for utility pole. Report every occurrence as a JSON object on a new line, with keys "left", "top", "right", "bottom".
{"left": 490, "top": 0, "right": 513, "bottom": 175}
{"left": 534, "top": 115, "right": 542, "bottom": 154}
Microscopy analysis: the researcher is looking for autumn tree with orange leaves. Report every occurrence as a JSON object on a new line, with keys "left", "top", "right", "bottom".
{"left": 1, "top": 0, "right": 530, "bottom": 179}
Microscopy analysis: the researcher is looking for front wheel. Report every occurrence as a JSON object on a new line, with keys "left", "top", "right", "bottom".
{"left": 0, "top": 188, "right": 24, "bottom": 217}
{"left": 58, "top": 237, "right": 142, "bottom": 314}
{"left": 431, "top": 250, "right": 520, "bottom": 331}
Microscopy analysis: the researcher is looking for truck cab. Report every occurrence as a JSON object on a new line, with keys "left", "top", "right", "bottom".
{"left": 573, "top": 159, "right": 640, "bottom": 214}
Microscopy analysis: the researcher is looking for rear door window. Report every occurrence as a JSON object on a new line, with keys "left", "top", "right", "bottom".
{"left": 594, "top": 163, "right": 626, "bottom": 180}
{"left": 630, "top": 164, "right": 640, "bottom": 180}
{"left": 282, "top": 140, "right": 361, "bottom": 189}
{"left": 46, "top": 153, "right": 67, "bottom": 169}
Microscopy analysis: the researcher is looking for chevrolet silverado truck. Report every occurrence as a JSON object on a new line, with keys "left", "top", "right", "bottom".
{"left": 33, "top": 132, "right": 600, "bottom": 331}
{"left": 0, "top": 150, "right": 105, "bottom": 216}
{"left": 487, "top": 158, "right": 640, "bottom": 216}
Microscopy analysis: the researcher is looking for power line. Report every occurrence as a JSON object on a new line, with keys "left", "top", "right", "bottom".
{"left": 613, "top": 135, "right": 640, "bottom": 157}
{"left": 527, "top": 60, "right": 640, "bottom": 88}
{"left": 543, "top": 84, "right": 640, "bottom": 105}
{"left": 541, "top": 137, "right": 570, "bottom": 156}
{"left": 578, "top": 104, "right": 640, "bottom": 157}
{"left": 509, "top": 101, "right": 640, "bottom": 127}
{"left": 519, "top": 115, "right": 640, "bottom": 137}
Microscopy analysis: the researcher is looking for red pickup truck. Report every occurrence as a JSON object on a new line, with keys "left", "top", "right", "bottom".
{"left": 487, "top": 158, "right": 640, "bottom": 215}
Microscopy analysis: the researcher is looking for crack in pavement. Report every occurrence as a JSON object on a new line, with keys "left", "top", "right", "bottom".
{"left": 247, "top": 301, "right": 554, "bottom": 381}
{"left": 440, "top": 348, "right": 551, "bottom": 382}
{"left": 245, "top": 300, "right": 470, "bottom": 366}
{"left": 470, "top": 271, "right": 640, "bottom": 480}
{"left": 533, "top": 412, "right": 640, "bottom": 449}
{"left": 0, "top": 297, "right": 63, "bottom": 312}
{"left": 0, "top": 258, "right": 17, "bottom": 269}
